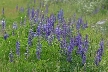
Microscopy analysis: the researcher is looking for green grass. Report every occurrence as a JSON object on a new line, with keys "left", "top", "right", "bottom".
{"left": 0, "top": 0, "right": 108, "bottom": 72}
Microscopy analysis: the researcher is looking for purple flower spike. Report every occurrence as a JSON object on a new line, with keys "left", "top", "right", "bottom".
{"left": 95, "top": 39, "right": 104, "bottom": 66}
{"left": 13, "top": 22, "right": 17, "bottom": 29}
{"left": 36, "top": 49, "right": 40, "bottom": 60}
{"left": 16, "top": 41, "right": 20, "bottom": 56}
{"left": 28, "top": 35, "right": 33, "bottom": 46}
{"left": 36, "top": 41, "right": 42, "bottom": 60}
{"left": 81, "top": 51, "right": 86, "bottom": 65}
{"left": 76, "top": 17, "right": 83, "bottom": 30}
{"left": 83, "top": 21, "right": 88, "bottom": 29}
{"left": 83, "top": 34, "right": 89, "bottom": 53}
{"left": 2, "top": 18, "right": 6, "bottom": 30}
{"left": 55, "top": 26, "right": 61, "bottom": 41}
{"left": 4, "top": 32, "right": 9, "bottom": 40}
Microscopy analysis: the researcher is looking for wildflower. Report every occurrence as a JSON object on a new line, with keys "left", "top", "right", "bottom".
{"left": 36, "top": 41, "right": 42, "bottom": 60}
{"left": 55, "top": 25, "right": 61, "bottom": 41}
{"left": 66, "top": 38, "right": 74, "bottom": 62}
{"left": 4, "top": 32, "right": 9, "bottom": 40}
{"left": 81, "top": 51, "right": 86, "bottom": 65}
{"left": 2, "top": 18, "right": 6, "bottom": 29}
{"left": 95, "top": 39, "right": 104, "bottom": 66}
{"left": 83, "top": 21, "right": 88, "bottom": 29}
{"left": 76, "top": 17, "right": 83, "bottom": 30}
{"left": 57, "top": 9, "right": 64, "bottom": 23}
{"left": 32, "top": 8, "right": 35, "bottom": 19}
{"left": 47, "top": 32, "right": 54, "bottom": 45}
{"left": 16, "top": 41, "right": 20, "bottom": 56}
{"left": 36, "top": 25, "right": 41, "bottom": 36}
{"left": 83, "top": 34, "right": 89, "bottom": 53}
{"left": 28, "top": 34, "right": 33, "bottom": 46}
{"left": 13, "top": 22, "right": 17, "bottom": 29}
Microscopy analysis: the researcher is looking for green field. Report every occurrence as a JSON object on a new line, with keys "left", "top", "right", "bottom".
{"left": 0, "top": 0, "right": 108, "bottom": 72}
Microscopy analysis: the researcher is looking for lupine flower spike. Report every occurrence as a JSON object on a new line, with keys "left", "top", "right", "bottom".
{"left": 16, "top": 41, "right": 20, "bottom": 56}
{"left": 95, "top": 39, "right": 104, "bottom": 66}
{"left": 2, "top": 18, "right": 6, "bottom": 30}
{"left": 36, "top": 41, "right": 42, "bottom": 60}
{"left": 4, "top": 32, "right": 9, "bottom": 40}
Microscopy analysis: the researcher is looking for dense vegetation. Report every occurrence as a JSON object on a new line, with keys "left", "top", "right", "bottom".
{"left": 0, "top": 0, "right": 108, "bottom": 72}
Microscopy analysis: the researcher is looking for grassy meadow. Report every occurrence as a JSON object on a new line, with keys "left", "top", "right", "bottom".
{"left": 0, "top": 0, "right": 108, "bottom": 72}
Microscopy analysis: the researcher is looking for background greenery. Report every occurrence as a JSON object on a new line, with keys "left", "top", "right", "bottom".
{"left": 0, "top": 0, "right": 108, "bottom": 72}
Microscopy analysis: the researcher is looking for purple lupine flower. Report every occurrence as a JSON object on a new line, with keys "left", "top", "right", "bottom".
{"left": 28, "top": 34, "right": 33, "bottom": 46}
{"left": 29, "top": 29, "right": 34, "bottom": 38}
{"left": 31, "top": 8, "right": 35, "bottom": 19}
{"left": 67, "top": 49, "right": 72, "bottom": 62}
{"left": 36, "top": 24, "right": 41, "bottom": 36}
{"left": 74, "top": 32, "right": 82, "bottom": 47}
{"left": 57, "top": 9, "right": 64, "bottom": 23}
{"left": 36, "top": 41, "right": 42, "bottom": 60}
{"left": 33, "top": 32, "right": 37, "bottom": 37}
{"left": 47, "top": 32, "right": 54, "bottom": 45}
{"left": 76, "top": 17, "right": 83, "bottom": 30}
{"left": 9, "top": 50, "right": 13, "bottom": 62}
{"left": 2, "top": 18, "right": 6, "bottom": 29}
{"left": 67, "top": 40, "right": 74, "bottom": 62}
{"left": 61, "top": 23, "right": 68, "bottom": 39}
{"left": 16, "top": 41, "right": 20, "bottom": 56}
{"left": 69, "top": 38, "right": 74, "bottom": 50}
{"left": 13, "top": 22, "right": 17, "bottom": 29}
{"left": 83, "top": 21, "right": 88, "bottom": 29}
{"left": 100, "top": 39, "right": 104, "bottom": 51}
{"left": 95, "top": 39, "right": 104, "bottom": 66}
{"left": 77, "top": 44, "right": 83, "bottom": 55}
{"left": 83, "top": 34, "right": 89, "bottom": 53}
{"left": 4, "top": 32, "right": 9, "bottom": 40}
{"left": 60, "top": 38, "right": 67, "bottom": 49}
{"left": 55, "top": 25, "right": 61, "bottom": 41}
{"left": 81, "top": 51, "right": 86, "bottom": 65}
{"left": 33, "top": 9, "right": 39, "bottom": 23}
{"left": 46, "top": 23, "right": 51, "bottom": 37}
{"left": 36, "top": 49, "right": 40, "bottom": 60}
{"left": 95, "top": 56, "right": 101, "bottom": 66}
{"left": 95, "top": 48, "right": 102, "bottom": 66}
